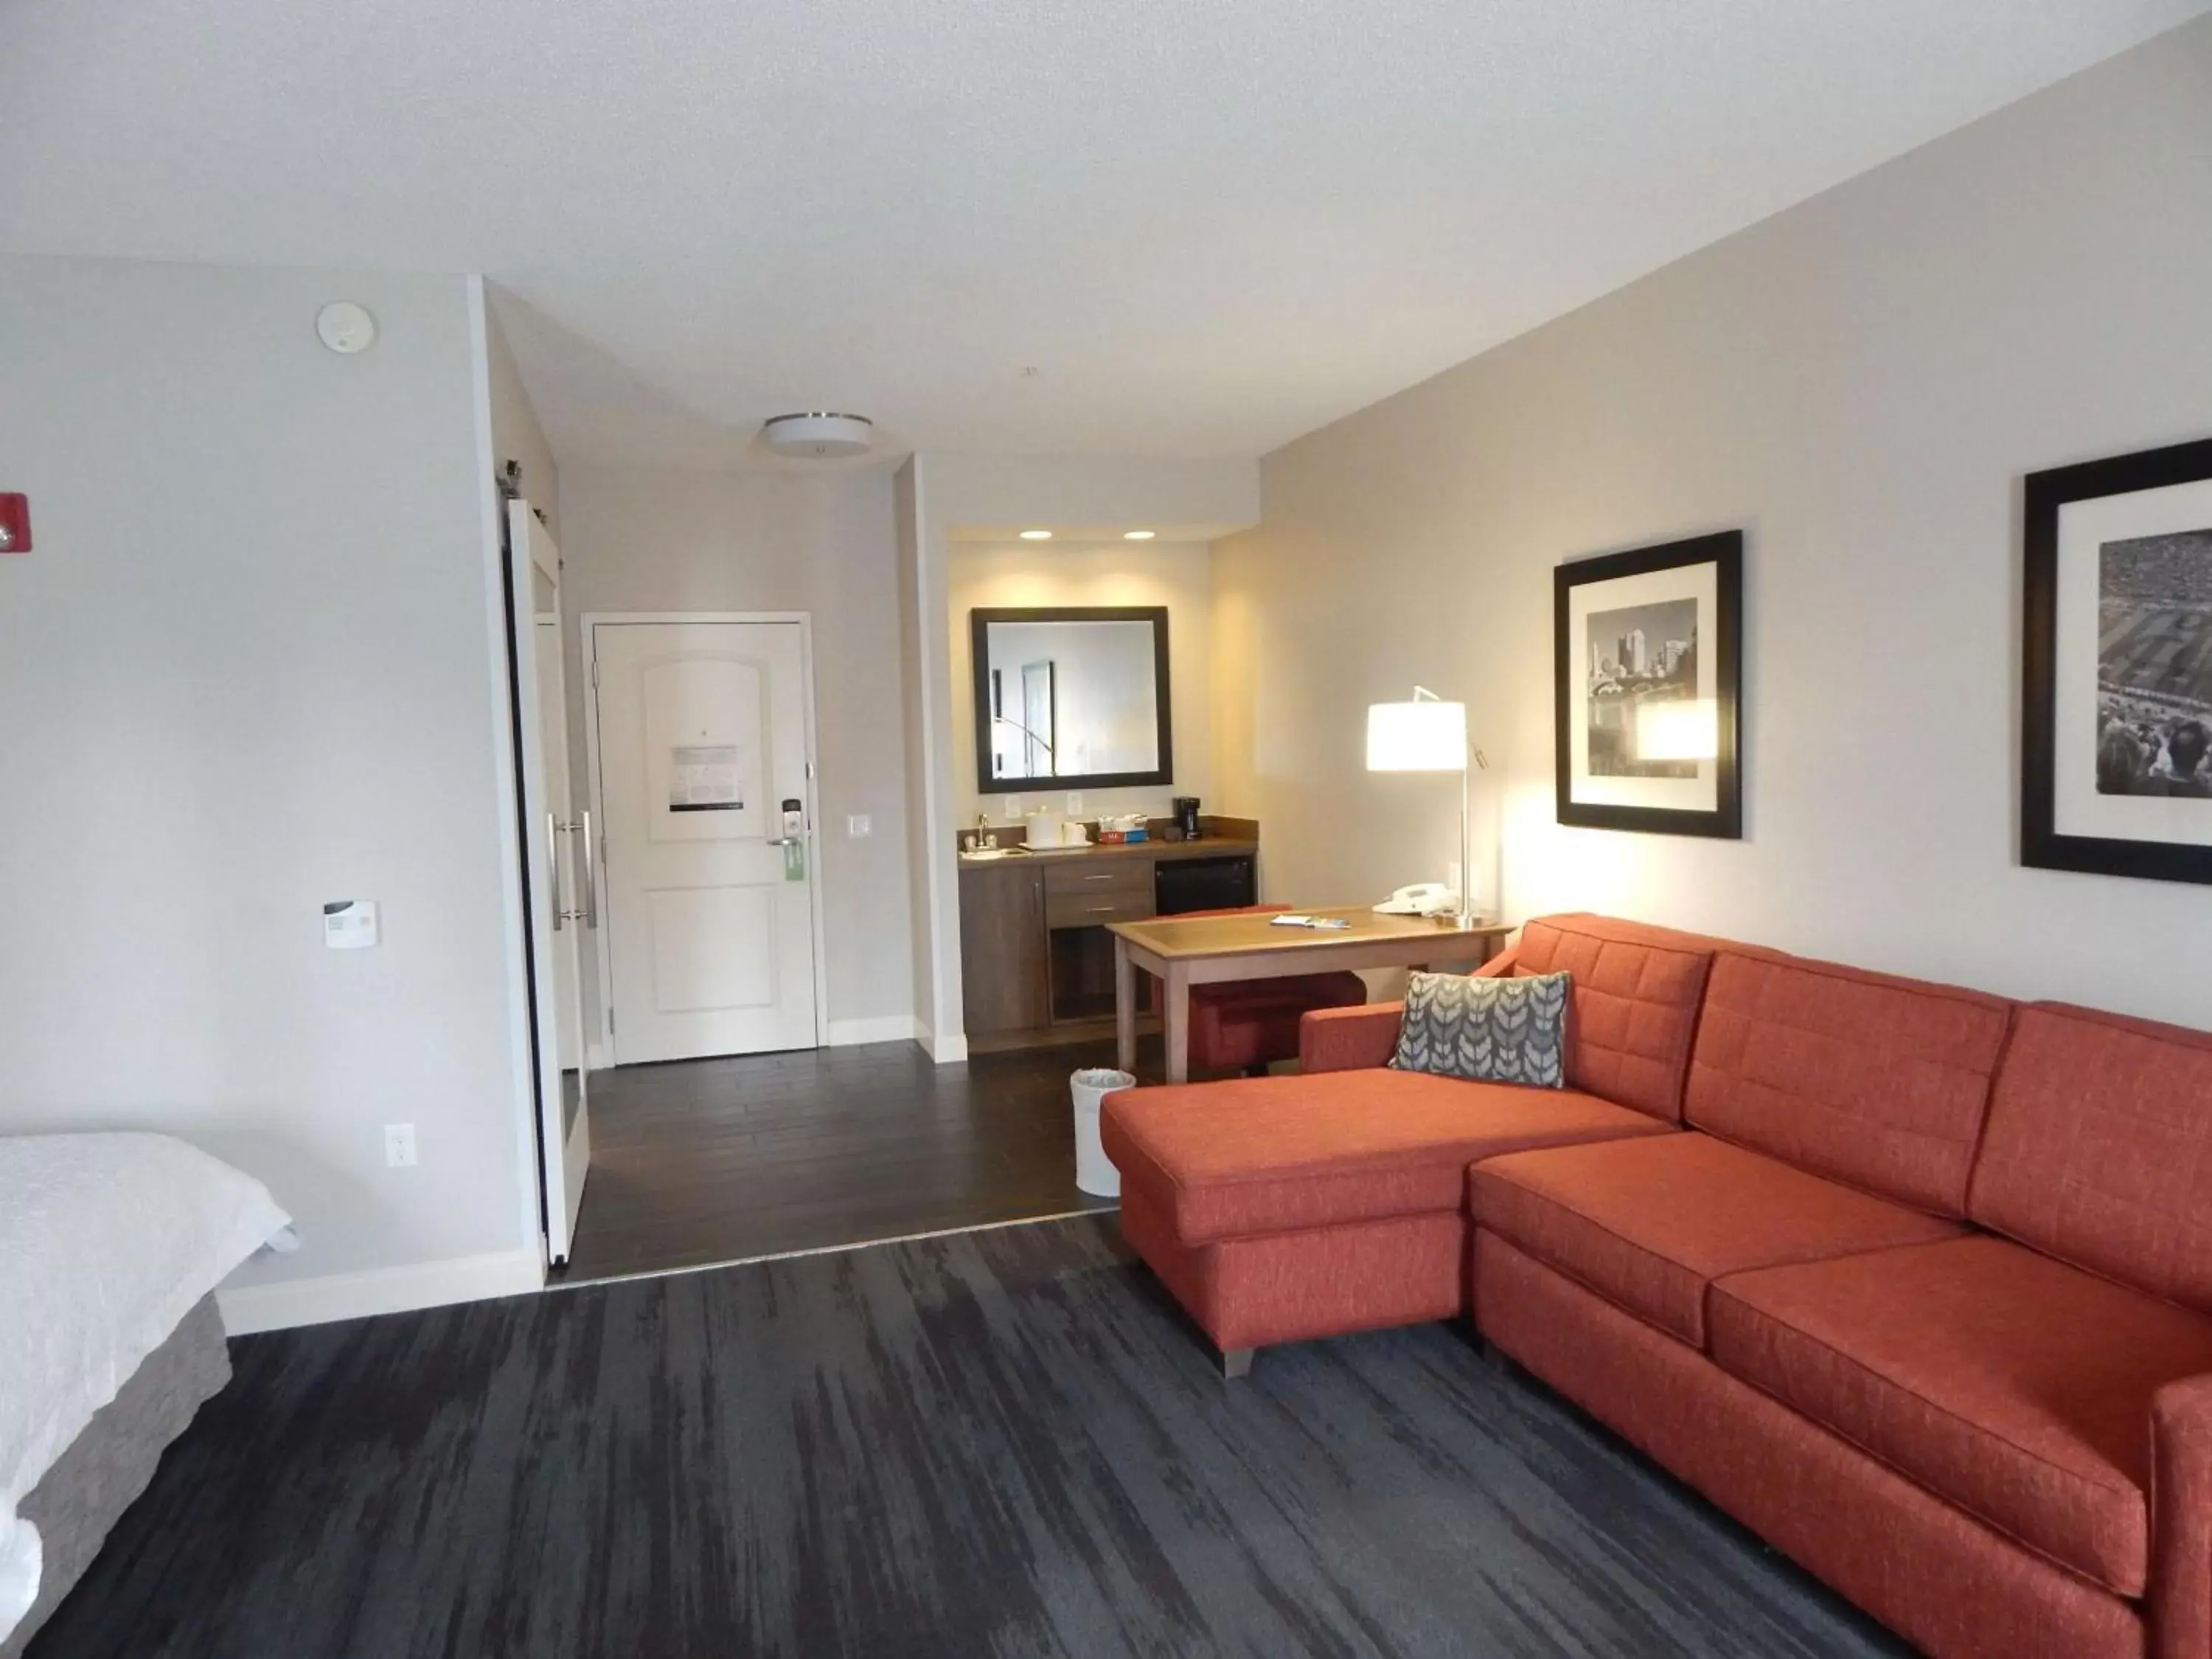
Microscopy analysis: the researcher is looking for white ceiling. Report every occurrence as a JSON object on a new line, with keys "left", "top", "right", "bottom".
{"left": 3, "top": 1, "right": 2204, "bottom": 470}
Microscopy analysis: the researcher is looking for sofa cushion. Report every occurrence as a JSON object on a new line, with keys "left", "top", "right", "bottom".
{"left": 1471, "top": 1133, "right": 1961, "bottom": 1347}
{"left": 1710, "top": 1234, "right": 2212, "bottom": 1596}
{"left": 1099, "top": 1069, "right": 1676, "bottom": 1245}
{"left": 1970, "top": 1001, "right": 2212, "bottom": 1316}
{"left": 1686, "top": 950, "right": 2012, "bottom": 1216}
{"left": 1505, "top": 915, "right": 1719, "bottom": 1122}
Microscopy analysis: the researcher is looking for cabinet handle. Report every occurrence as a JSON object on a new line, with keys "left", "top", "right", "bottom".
{"left": 1085, "top": 904, "right": 1116, "bottom": 914}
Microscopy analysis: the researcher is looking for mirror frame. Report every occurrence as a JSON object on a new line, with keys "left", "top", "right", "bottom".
{"left": 970, "top": 605, "right": 1173, "bottom": 794}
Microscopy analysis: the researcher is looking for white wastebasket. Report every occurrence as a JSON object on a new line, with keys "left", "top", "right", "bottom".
{"left": 1070, "top": 1068, "right": 1135, "bottom": 1197}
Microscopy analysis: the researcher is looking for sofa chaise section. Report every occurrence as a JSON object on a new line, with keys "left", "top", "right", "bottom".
{"left": 1106, "top": 1068, "right": 1675, "bottom": 1368}
{"left": 1101, "top": 914, "right": 1719, "bottom": 1371}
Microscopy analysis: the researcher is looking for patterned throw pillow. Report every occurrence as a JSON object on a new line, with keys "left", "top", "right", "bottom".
{"left": 1389, "top": 970, "right": 1569, "bottom": 1088}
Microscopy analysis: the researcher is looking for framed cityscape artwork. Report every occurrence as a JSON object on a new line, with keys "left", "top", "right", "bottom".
{"left": 2023, "top": 434, "right": 2212, "bottom": 886}
{"left": 1554, "top": 530, "right": 1743, "bottom": 838}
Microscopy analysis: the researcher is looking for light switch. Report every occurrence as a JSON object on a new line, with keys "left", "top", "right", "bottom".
{"left": 847, "top": 814, "right": 872, "bottom": 838}
{"left": 1065, "top": 793, "right": 1083, "bottom": 813}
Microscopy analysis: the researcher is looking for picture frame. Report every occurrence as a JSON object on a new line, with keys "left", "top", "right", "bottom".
{"left": 2022, "top": 435, "right": 2212, "bottom": 886}
{"left": 1554, "top": 530, "right": 1743, "bottom": 838}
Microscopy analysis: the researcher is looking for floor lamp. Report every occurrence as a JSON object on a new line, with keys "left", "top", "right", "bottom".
{"left": 1366, "top": 686, "right": 1491, "bottom": 928}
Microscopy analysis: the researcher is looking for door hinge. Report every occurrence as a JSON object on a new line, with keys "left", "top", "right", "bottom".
{"left": 608, "top": 1010, "right": 616, "bottom": 1035}
{"left": 591, "top": 660, "right": 599, "bottom": 689}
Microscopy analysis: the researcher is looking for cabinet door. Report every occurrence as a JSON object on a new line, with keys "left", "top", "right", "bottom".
{"left": 959, "top": 865, "right": 1050, "bottom": 1034}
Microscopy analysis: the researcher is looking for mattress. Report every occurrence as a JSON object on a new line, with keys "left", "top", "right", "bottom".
{"left": 0, "top": 1133, "right": 292, "bottom": 1646}
{"left": 0, "top": 1297, "right": 231, "bottom": 1659}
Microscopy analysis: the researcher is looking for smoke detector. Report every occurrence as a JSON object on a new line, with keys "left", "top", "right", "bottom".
{"left": 762, "top": 412, "right": 874, "bottom": 459}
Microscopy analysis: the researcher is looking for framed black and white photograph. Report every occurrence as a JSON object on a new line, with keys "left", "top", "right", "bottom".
{"left": 2023, "top": 435, "right": 2212, "bottom": 886}
{"left": 1554, "top": 530, "right": 1742, "bottom": 838}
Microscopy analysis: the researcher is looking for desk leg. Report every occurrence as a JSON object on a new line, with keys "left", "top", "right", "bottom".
{"left": 1164, "top": 964, "right": 1191, "bottom": 1086}
{"left": 1115, "top": 936, "right": 1137, "bottom": 1075}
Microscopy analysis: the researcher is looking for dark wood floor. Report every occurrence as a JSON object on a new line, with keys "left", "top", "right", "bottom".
{"left": 548, "top": 1037, "right": 1155, "bottom": 1285}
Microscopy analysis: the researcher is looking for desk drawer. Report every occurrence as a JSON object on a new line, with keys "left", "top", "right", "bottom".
{"left": 1046, "top": 888, "right": 1156, "bottom": 930}
{"left": 1043, "top": 859, "right": 1152, "bottom": 899}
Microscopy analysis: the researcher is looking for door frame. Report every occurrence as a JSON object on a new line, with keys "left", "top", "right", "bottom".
{"left": 580, "top": 611, "right": 832, "bottom": 1060}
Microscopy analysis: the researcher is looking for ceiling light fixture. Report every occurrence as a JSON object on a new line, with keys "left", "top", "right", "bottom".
{"left": 1020, "top": 529, "right": 1053, "bottom": 540}
{"left": 1124, "top": 529, "right": 1156, "bottom": 540}
{"left": 761, "top": 412, "right": 874, "bottom": 459}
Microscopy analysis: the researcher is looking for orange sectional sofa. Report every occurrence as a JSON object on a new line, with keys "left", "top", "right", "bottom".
{"left": 1098, "top": 912, "right": 2212, "bottom": 1659}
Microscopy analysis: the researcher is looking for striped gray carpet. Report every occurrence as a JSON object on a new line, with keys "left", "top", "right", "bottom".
{"left": 31, "top": 1214, "right": 1910, "bottom": 1658}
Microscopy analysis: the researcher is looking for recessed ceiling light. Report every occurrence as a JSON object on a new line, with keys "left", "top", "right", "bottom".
{"left": 1124, "top": 529, "right": 1156, "bottom": 540}
{"left": 1020, "top": 529, "right": 1053, "bottom": 540}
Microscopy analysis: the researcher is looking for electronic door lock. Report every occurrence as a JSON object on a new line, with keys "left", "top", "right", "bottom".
{"left": 777, "top": 797, "right": 807, "bottom": 881}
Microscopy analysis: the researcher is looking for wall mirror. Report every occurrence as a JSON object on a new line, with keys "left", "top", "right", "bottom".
{"left": 970, "top": 606, "right": 1172, "bottom": 793}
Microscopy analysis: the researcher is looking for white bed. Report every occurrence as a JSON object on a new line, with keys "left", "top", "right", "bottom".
{"left": 0, "top": 1133, "right": 293, "bottom": 1650}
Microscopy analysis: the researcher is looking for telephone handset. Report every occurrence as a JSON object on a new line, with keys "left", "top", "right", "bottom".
{"left": 1375, "top": 882, "right": 1458, "bottom": 917}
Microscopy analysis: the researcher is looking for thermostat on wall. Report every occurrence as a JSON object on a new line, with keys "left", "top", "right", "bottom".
{"left": 324, "top": 900, "right": 380, "bottom": 950}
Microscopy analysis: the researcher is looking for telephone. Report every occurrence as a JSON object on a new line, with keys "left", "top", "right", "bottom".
{"left": 1375, "top": 882, "right": 1459, "bottom": 917}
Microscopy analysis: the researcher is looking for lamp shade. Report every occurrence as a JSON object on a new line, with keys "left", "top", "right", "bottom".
{"left": 1366, "top": 698, "right": 1467, "bottom": 771}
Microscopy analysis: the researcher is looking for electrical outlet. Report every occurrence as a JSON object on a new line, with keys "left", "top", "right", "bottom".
{"left": 846, "top": 813, "right": 872, "bottom": 838}
{"left": 1065, "top": 792, "right": 1083, "bottom": 813}
{"left": 1447, "top": 861, "right": 1463, "bottom": 898}
{"left": 383, "top": 1123, "right": 417, "bottom": 1168}
{"left": 1004, "top": 797, "right": 1020, "bottom": 818}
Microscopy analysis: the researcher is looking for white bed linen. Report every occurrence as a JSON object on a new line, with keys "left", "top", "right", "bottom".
{"left": 0, "top": 1133, "right": 293, "bottom": 1644}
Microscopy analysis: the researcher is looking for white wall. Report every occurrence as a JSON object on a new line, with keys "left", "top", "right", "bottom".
{"left": 554, "top": 464, "right": 916, "bottom": 1041}
{"left": 894, "top": 460, "right": 936, "bottom": 1040}
{"left": 484, "top": 290, "right": 560, "bottom": 538}
{"left": 0, "top": 254, "right": 538, "bottom": 1298}
{"left": 1214, "top": 18, "right": 2212, "bottom": 1026}
{"left": 950, "top": 541, "right": 1214, "bottom": 826}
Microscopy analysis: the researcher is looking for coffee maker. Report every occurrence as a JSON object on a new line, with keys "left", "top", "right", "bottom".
{"left": 1173, "top": 796, "right": 1202, "bottom": 841}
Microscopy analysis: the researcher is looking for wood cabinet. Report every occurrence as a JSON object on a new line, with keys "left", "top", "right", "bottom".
{"left": 956, "top": 830, "right": 1258, "bottom": 1050}
{"left": 959, "top": 860, "right": 1050, "bottom": 1035}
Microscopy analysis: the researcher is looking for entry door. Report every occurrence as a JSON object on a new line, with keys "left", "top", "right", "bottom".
{"left": 510, "top": 501, "right": 592, "bottom": 1265}
{"left": 591, "top": 619, "right": 818, "bottom": 1062}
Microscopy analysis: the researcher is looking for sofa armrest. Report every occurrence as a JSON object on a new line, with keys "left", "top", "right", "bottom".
{"left": 2153, "top": 1372, "right": 2212, "bottom": 1659}
{"left": 1472, "top": 944, "right": 1519, "bottom": 979}
{"left": 1300, "top": 1003, "right": 1404, "bottom": 1073}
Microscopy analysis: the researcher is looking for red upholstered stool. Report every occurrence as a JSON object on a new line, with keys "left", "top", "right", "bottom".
{"left": 1174, "top": 905, "right": 1368, "bottom": 1075}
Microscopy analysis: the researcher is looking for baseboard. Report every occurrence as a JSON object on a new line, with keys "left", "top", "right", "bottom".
{"left": 825, "top": 1015, "right": 918, "bottom": 1048}
{"left": 217, "top": 1247, "right": 545, "bottom": 1335}
{"left": 917, "top": 1025, "right": 970, "bottom": 1065}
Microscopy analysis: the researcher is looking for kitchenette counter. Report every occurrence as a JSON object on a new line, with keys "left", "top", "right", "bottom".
{"left": 956, "top": 816, "right": 1259, "bottom": 1048}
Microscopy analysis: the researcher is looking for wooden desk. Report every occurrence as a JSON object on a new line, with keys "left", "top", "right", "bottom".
{"left": 1108, "top": 908, "right": 1513, "bottom": 1083}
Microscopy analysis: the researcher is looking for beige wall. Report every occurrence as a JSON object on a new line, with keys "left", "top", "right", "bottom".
{"left": 949, "top": 541, "right": 1214, "bottom": 827}
{"left": 554, "top": 464, "right": 916, "bottom": 1038}
{"left": 1214, "top": 18, "right": 2212, "bottom": 1026}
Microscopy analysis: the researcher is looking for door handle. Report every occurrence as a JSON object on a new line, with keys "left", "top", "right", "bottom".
{"left": 546, "top": 813, "right": 565, "bottom": 931}
{"left": 765, "top": 837, "right": 801, "bottom": 846}
{"left": 579, "top": 810, "right": 599, "bottom": 929}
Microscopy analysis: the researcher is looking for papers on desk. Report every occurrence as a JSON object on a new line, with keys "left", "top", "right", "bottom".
{"left": 1269, "top": 914, "right": 1351, "bottom": 930}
